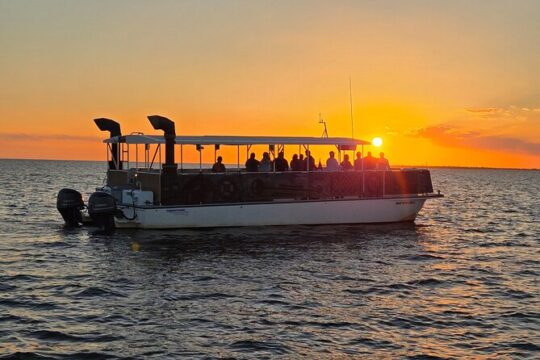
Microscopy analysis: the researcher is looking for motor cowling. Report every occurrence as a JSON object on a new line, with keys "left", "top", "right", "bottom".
{"left": 88, "top": 192, "right": 117, "bottom": 231}
{"left": 57, "top": 188, "right": 84, "bottom": 227}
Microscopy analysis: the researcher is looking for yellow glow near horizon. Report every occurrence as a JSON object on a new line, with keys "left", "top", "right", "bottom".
{"left": 372, "top": 137, "right": 383, "bottom": 147}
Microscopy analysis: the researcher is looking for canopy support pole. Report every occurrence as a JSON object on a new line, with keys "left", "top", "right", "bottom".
{"left": 237, "top": 145, "right": 240, "bottom": 172}
{"left": 199, "top": 146, "right": 202, "bottom": 172}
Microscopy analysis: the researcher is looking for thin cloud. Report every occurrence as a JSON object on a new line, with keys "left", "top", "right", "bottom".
{"left": 466, "top": 108, "right": 500, "bottom": 113}
{"left": 413, "top": 125, "right": 540, "bottom": 155}
{"left": 0, "top": 133, "right": 100, "bottom": 142}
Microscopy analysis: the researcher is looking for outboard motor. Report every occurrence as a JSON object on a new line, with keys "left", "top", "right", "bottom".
{"left": 57, "top": 188, "right": 84, "bottom": 227}
{"left": 88, "top": 192, "right": 117, "bottom": 232}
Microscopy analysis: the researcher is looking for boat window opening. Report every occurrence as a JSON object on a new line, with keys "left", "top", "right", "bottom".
{"left": 126, "top": 144, "right": 130, "bottom": 169}
{"left": 197, "top": 144, "right": 202, "bottom": 172}
{"left": 236, "top": 145, "right": 240, "bottom": 172}
{"left": 149, "top": 144, "right": 160, "bottom": 170}
{"left": 144, "top": 144, "right": 149, "bottom": 167}
{"left": 246, "top": 144, "right": 252, "bottom": 163}
{"left": 144, "top": 144, "right": 148, "bottom": 169}
{"left": 160, "top": 144, "right": 163, "bottom": 170}
{"left": 214, "top": 144, "right": 219, "bottom": 163}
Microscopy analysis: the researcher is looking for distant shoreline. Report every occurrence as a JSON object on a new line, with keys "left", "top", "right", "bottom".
{"left": 1, "top": 158, "right": 538, "bottom": 171}
{"left": 394, "top": 164, "right": 540, "bottom": 171}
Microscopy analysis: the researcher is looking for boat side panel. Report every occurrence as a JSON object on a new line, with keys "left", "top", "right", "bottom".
{"left": 115, "top": 198, "right": 426, "bottom": 229}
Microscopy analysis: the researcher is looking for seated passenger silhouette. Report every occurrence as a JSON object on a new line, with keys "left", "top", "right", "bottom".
{"left": 212, "top": 156, "right": 226, "bottom": 173}
{"left": 341, "top": 154, "right": 353, "bottom": 171}
{"left": 245, "top": 152, "right": 259, "bottom": 172}
{"left": 304, "top": 150, "right": 316, "bottom": 171}
{"left": 258, "top": 152, "right": 273, "bottom": 172}
{"left": 325, "top": 151, "right": 340, "bottom": 171}
{"left": 364, "top": 151, "right": 376, "bottom": 170}
{"left": 290, "top": 154, "right": 302, "bottom": 171}
{"left": 377, "top": 152, "right": 390, "bottom": 170}
{"left": 299, "top": 154, "right": 306, "bottom": 171}
{"left": 274, "top": 151, "right": 289, "bottom": 171}
{"left": 354, "top": 151, "right": 363, "bottom": 170}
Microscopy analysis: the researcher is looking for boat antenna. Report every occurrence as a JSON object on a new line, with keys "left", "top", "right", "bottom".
{"left": 319, "top": 113, "right": 329, "bottom": 138}
{"left": 349, "top": 76, "right": 354, "bottom": 139}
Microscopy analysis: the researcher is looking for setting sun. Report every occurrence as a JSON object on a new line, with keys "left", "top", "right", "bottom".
{"left": 372, "top": 137, "right": 383, "bottom": 147}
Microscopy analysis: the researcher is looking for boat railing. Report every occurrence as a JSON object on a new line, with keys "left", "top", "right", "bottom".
{"left": 108, "top": 167, "right": 434, "bottom": 205}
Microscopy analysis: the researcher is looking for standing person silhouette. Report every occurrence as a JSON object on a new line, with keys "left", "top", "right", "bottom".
{"left": 304, "top": 150, "right": 316, "bottom": 171}
{"left": 354, "top": 151, "right": 363, "bottom": 170}
{"left": 274, "top": 151, "right": 289, "bottom": 171}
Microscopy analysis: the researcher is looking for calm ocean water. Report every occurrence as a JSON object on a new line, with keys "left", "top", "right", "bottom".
{"left": 0, "top": 159, "right": 538, "bottom": 359}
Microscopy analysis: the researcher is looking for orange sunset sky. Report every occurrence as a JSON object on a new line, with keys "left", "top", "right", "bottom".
{"left": 1, "top": 1, "right": 539, "bottom": 168}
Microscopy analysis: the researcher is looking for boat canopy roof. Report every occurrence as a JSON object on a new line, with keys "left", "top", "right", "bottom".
{"left": 104, "top": 134, "right": 371, "bottom": 146}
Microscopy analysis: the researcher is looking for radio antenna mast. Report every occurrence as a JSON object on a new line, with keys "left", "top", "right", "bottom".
{"left": 349, "top": 76, "right": 354, "bottom": 139}
{"left": 319, "top": 113, "right": 329, "bottom": 138}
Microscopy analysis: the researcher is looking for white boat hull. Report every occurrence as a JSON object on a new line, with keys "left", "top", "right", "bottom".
{"left": 114, "top": 196, "right": 429, "bottom": 229}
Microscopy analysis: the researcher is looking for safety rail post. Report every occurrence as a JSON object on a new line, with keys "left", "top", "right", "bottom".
{"left": 124, "top": 143, "right": 130, "bottom": 169}
{"left": 144, "top": 144, "right": 149, "bottom": 168}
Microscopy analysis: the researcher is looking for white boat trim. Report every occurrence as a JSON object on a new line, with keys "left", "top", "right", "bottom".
{"left": 120, "top": 193, "right": 441, "bottom": 210}
{"left": 114, "top": 195, "right": 435, "bottom": 229}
